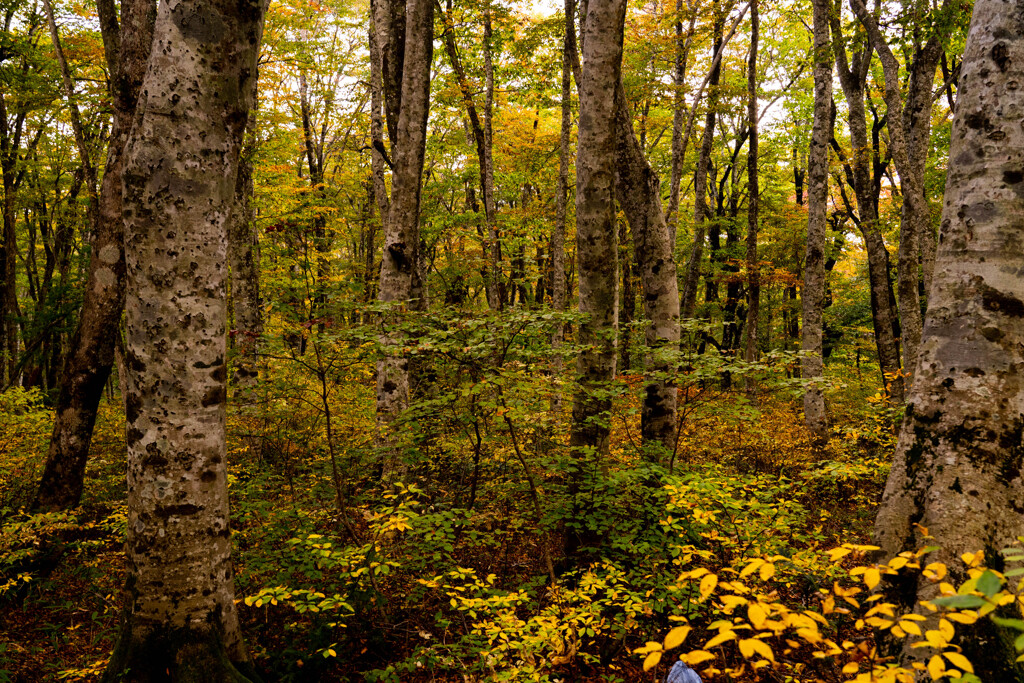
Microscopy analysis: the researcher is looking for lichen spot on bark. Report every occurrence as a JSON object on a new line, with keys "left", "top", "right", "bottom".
{"left": 95, "top": 267, "right": 116, "bottom": 290}
{"left": 99, "top": 244, "right": 121, "bottom": 264}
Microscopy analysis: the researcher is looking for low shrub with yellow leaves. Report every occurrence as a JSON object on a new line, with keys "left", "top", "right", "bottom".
{"left": 642, "top": 540, "right": 1024, "bottom": 682}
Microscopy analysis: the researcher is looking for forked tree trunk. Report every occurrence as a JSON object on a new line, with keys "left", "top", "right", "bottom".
{"left": 375, "top": 0, "right": 432, "bottom": 482}
{"left": 33, "top": 0, "right": 155, "bottom": 512}
{"left": 102, "top": 0, "right": 266, "bottom": 678}
{"left": 873, "top": 2, "right": 1024, "bottom": 677}
{"left": 851, "top": 0, "right": 949, "bottom": 388}
{"left": 801, "top": 0, "right": 831, "bottom": 445}
{"left": 830, "top": 5, "right": 904, "bottom": 403}
{"left": 612, "top": 81, "right": 680, "bottom": 458}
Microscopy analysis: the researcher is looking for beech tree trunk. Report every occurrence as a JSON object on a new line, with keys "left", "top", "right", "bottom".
{"left": 801, "top": 0, "right": 831, "bottom": 445}
{"left": 563, "top": 0, "right": 679, "bottom": 455}
{"left": 851, "top": 0, "right": 948, "bottom": 388}
{"left": 102, "top": 0, "right": 265, "bottom": 678}
{"left": 33, "top": 0, "right": 155, "bottom": 512}
{"left": 612, "top": 81, "right": 680, "bottom": 457}
{"left": 831, "top": 5, "right": 904, "bottom": 403}
{"left": 375, "top": 0, "right": 432, "bottom": 481}
{"left": 873, "top": 2, "right": 1024, "bottom": 676}
{"left": 570, "top": 0, "right": 626, "bottom": 461}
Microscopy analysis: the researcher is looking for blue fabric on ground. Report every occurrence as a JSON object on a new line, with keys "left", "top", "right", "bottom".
{"left": 667, "top": 660, "right": 702, "bottom": 683}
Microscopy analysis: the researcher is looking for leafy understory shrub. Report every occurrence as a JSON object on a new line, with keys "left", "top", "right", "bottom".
{"left": 644, "top": 540, "right": 1024, "bottom": 682}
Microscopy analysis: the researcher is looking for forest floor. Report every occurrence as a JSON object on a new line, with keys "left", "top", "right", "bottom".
{"left": 0, "top": 349, "right": 897, "bottom": 682}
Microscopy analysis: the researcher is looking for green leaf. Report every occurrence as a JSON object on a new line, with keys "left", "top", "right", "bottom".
{"left": 991, "top": 616, "right": 1024, "bottom": 631}
{"left": 977, "top": 570, "right": 1002, "bottom": 597}
{"left": 932, "top": 594, "right": 986, "bottom": 609}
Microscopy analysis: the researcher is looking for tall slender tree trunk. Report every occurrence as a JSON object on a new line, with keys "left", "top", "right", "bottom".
{"left": 438, "top": 1, "right": 501, "bottom": 310}
{"left": 873, "top": 3, "right": 1024, "bottom": 676}
{"left": 851, "top": 0, "right": 949, "bottom": 388}
{"left": 369, "top": 0, "right": 391, "bottom": 223}
{"left": 102, "top": 0, "right": 265, "bottom": 677}
{"left": 550, "top": 0, "right": 574, "bottom": 413}
{"left": 33, "top": 0, "right": 155, "bottom": 511}
{"left": 0, "top": 96, "right": 24, "bottom": 385}
{"left": 482, "top": 9, "right": 502, "bottom": 310}
{"left": 375, "top": 0, "right": 433, "bottom": 481}
{"left": 681, "top": 4, "right": 724, "bottom": 317}
{"left": 229, "top": 102, "right": 262, "bottom": 391}
{"left": 831, "top": 5, "right": 904, "bottom": 403}
{"left": 569, "top": 0, "right": 626, "bottom": 552}
{"left": 801, "top": 0, "right": 831, "bottom": 445}
{"left": 743, "top": 0, "right": 759, "bottom": 390}
{"left": 666, "top": 0, "right": 696, "bottom": 243}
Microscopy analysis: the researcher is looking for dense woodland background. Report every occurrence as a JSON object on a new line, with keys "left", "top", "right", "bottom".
{"left": 4, "top": 0, "right": 1024, "bottom": 680}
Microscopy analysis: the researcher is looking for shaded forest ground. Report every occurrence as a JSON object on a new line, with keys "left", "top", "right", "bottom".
{"left": 0, "top": 334, "right": 897, "bottom": 682}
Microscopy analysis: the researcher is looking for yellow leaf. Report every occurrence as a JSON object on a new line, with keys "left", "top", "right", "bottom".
{"left": 748, "top": 603, "right": 767, "bottom": 629}
{"left": 738, "top": 637, "right": 776, "bottom": 662}
{"left": 827, "top": 547, "right": 853, "bottom": 563}
{"left": 958, "top": 552, "right": 983, "bottom": 569}
{"left": 899, "top": 620, "right": 923, "bottom": 636}
{"left": 633, "top": 641, "right": 663, "bottom": 655}
{"left": 643, "top": 651, "right": 662, "bottom": 672}
{"left": 889, "top": 556, "right": 909, "bottom": 570}
{"left": 864, "top": 567, "right": 881, "bottom": 590}
{"left": 760, "top": 563, "right": 776, "bottom": 581}
{"left": 682, "top": 650, "right": 716, "bottom": 666}
{"left": 705, "top": 630, "right": 737, "bottom": 649}
{"left": 946, "top": 611, "right": 978, "bottom": 625}
{"left": 939, "top": 619, "right": 955, "bottom": 641}
{"left": 741, "top": 559, "right": 765, "bottom": 578}
{"left": 664, "top": 626, "right": 691, "bottom": 651}
{"left": 923, "top": 629, "right": 948, "bottom": 649}
{"left": 944, "top": 652, "right": 974, "bottom": 674}
{"left": 843, "top": 661, "right": 859, "bottom": 674}
{"left": 700, "top": 573, "right": 719, "bottom": 600}
{"left": 928, "top": 654, "right": 946, "bottom": 680}
{"left": 720, "top": 595, "right": 748, "bottom": 612}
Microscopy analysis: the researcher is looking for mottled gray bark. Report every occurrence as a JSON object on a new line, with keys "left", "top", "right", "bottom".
{"left": 570, "top": 0, "right": 626, "bottom": 458}
{"left": 873, "top": 2, "right": 1024, "bottom": 676}
{"left": 103, "top": 0, "right": 265, "bottom": 677}
{"left": 801, "top": 0, "right": 831, "bottom": 445}
{"left": 612, "top": 81, "right": 680, "bottom": 457}
{"left": 369, "top": 3, "right": 390, "bottom": 223}
{"left": 33, "top": 0, "right": 155, "bottom": 512}
{"left": 831, "top": 4, "right": 904, "bottom": 403}
{"left": 375, "top": 0, "right": 432, "bottom": 481}
{"left": 851, "top": 0, "right": 948, "bottom": 388}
